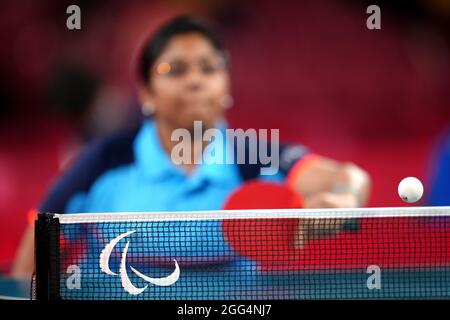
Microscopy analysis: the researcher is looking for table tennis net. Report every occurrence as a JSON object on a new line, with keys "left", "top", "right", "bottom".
{"left": 33, "top": 207, "right": 450, "bottom": 300}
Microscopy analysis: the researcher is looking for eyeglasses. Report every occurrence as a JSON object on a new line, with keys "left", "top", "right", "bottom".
{"left": 153, "top": 56, "right": 227, "bottom": 78}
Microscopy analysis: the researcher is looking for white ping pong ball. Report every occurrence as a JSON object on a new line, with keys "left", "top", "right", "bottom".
{"left": 398, "top": 177, "right": 424, "bottom": 203}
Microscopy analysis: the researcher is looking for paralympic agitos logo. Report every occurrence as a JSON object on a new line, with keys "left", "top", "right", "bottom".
{"left": 99, "top": 230, "right": 180, "bottom": 295}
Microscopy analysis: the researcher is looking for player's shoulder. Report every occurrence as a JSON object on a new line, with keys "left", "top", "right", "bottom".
{"left": 80, "top": 125, "right": 142, "bottom": 169}
{"left": 39, "top": 125, "right": 143, "bottom": 213}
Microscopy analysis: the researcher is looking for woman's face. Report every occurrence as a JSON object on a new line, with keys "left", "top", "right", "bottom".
{"left": 141, "top": 32, "right": 230, "bottom": 131}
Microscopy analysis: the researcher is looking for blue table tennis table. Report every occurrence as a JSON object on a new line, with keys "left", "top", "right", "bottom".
{"left": 3, "top": 266, "right": 449, "bottom": 300}
{"left": 59, "top": 268, "right": 450, "bottom": 300}
{"left": 3, "top": 270, "right": 450, "bottom": 300}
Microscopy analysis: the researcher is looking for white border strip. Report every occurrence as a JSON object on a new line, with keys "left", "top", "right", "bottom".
{"left": 53, "top": 206, "right": 450, "bottom": 224}
{"left": 0, "top": 295, "right": 29, "bottom": 300}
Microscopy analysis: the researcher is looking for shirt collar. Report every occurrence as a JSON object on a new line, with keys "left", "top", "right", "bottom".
{"left": 133, "top": 119, "right": 239, "bottom": 186}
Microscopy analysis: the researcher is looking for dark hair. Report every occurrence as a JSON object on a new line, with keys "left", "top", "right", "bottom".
{"left": 138, "top": 15, "right": 226, "bottom": 84}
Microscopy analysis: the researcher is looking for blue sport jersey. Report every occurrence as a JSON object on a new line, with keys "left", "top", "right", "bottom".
{"left": 40, "top": 119, "right": 310, "bottom": 214}
{"left": 39, "top": 119, "right": 311, "bottom": 268}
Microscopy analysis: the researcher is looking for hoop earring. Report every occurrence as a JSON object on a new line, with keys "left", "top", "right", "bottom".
{"left": 142, "top": 102, "right": 155, "bottom": 116}
{"left": 220, "top": 95, "right": 234, "bottom": 109}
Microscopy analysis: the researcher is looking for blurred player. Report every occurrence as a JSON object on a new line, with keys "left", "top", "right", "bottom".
{"left": 13, "top": 15, "right": 370, "bottom": 277}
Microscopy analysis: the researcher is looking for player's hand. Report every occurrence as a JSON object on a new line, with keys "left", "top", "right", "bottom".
{"left": 295, "top": 192, "right": 357, "bottom": 248}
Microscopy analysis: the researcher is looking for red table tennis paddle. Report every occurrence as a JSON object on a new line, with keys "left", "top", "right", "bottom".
{"left": 223, "top": 180, "right": 303, "bottom": 210}
{"left": 221, "top": 180, "right": 303, "bottom": 266}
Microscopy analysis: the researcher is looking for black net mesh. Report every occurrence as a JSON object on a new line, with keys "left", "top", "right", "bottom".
{"left": 35, "top": 209, "right": 450, "bottom": 300}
